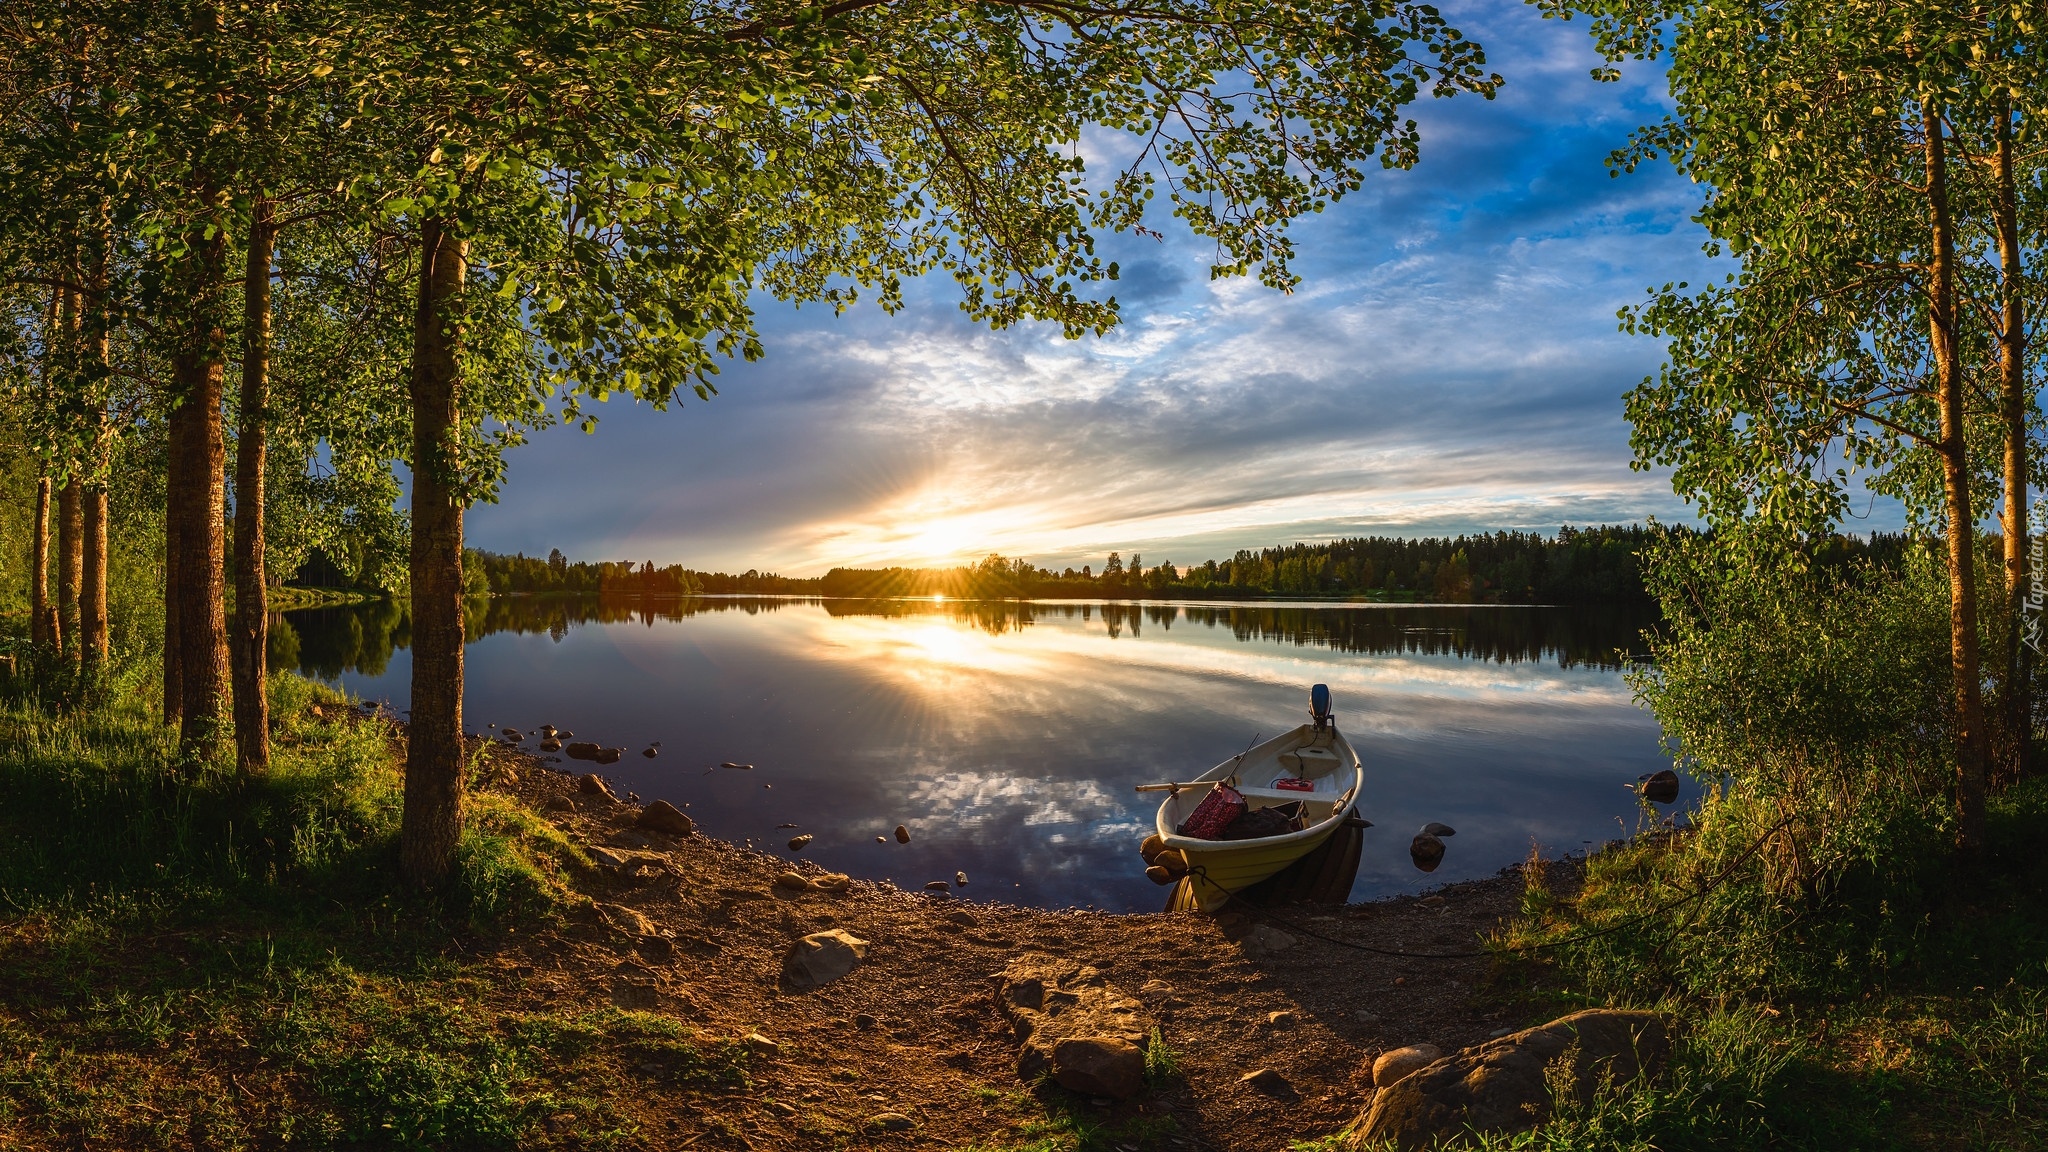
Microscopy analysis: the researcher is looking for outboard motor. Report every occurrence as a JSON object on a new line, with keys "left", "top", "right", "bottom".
{"left": 1310, "top": 683, "right": 1333, "bottom": 730}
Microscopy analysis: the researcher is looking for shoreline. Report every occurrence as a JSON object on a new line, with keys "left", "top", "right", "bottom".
{"left": 498, "top": 742, "right": 1556, "bottom": 1150}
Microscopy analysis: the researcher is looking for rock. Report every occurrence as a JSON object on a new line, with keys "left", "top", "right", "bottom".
{"left": 774, "top": 871, "right": 813, "bottom": 892}
{"left": 1266, "top": 1010, "right": 1299, "bottom": 1029}
{"left": 1052, "top": 1037, "right": 1145, "bottom": 1099}
{"left": 642, "top": 746, "right": 659, "bottom": 758}
{"left": 1410, "top": 833, "right": 1445, "bottom": 872}
{"left": 587, "top": 846, "right": 629, "bottom": 868}
{"left": 636, "top": 799, "right": 695, "bottom": 836}
{"left": 854, "top": 1012, "right": 878, "bottom": 1030}
{"left": 598, "top": 902, "right": 661, "bottom": 939}
{"left": 743, "top": 1031, "right": 780, "bottom": 1056}
{"left": 595, "top": 747, "right": 624, "bottom": 765}
{"left": 1146, "top": 865, "right": 1174, "bottom": 885}
{"left": 1371, "top": 1044, "right": 1444, "bottom": 1088}
{"left": 946, "top": 909, "right": 977, "bottom": 926}
{"left": 894, "top": 824, "right": 911, "bottom": 844}
{"left": 502, "top": 728, "right": 524, "bottom": 741}
{"left": 955, "top": 871, "right": 969, "bottom": 887}
{"left": 994, "top": 955, "right": 1155, "bottom": 1101}
{"left": 1153, "top": 848, "right": 1190, "bottom": 875}
{"left": 559, "top": 730, "right": 573, "bottom": 738}
{"left": 784, "top": 928, "right": 869, "bottom": 988}
{"left": 875, "top": 835, "right": 888, "bottom": 843}
{"left": 1354, "top": 1009, "right": 1670, "bottom": 1149}
{"left": 1638, "top": 769, "right": 1680, "bottom": 804}
{"left": 1239, "top": 925, "right": 1297, "bottom": 957}
{"left": 1421, "top": 822, "right": 1456, "bottom": 837}
{"left": 863, "top": 1112, "right": 914, "bottom": 1133}
{"left": 544, "top": 795, "right": 577, "bottom": 813}
{"left": 566, "top": 742, "right": 602, "bottom": 761}
{"left": 610, "top": 976, "right": 659, "bottom": 1010}
{"left": 539, "top": 738, "right": 562, "bottom": 752}
{"left": 1139, "top": 980, "right": 1174, "bottom": 995}
{"left": 539, "top": 724, "right": 557, "bottom": 738}
{"left": 1140, "top": 833, "right": 1167, "bottom": 863}
{"left": 813, "top": 872, "right": 852, "bottom": 893}
{"left": 1240, "top": 1067, "right": 1292, "bottom": 1094}
{"left": 577, "top": 774, "right": 617, "bottom": 802}
{"left": 721, "top": 761, "right": 753, "bottom": 770}
{"left": 788, "top": 834, "right": 814, "bottom": 851}
{"left": 923, "top": 880, "right": 951, "bottom": 893}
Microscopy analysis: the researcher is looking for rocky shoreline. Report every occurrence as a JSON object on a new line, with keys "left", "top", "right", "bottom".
{"left": 491, "top": 744, "right": 1604, "bottom": 1150}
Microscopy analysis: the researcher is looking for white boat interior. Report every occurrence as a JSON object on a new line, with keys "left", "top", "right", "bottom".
{"left": 1157, "top": 723, "right": 1358, "bottom": 839}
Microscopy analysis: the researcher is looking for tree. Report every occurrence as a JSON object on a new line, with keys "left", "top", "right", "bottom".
{"left": 1558, "top": 0, "right": 2044, "bottom": 845}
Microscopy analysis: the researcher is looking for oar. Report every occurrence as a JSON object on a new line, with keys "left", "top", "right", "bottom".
{"left": 1134, "top": 780, "right": 1214, "bottom": 794}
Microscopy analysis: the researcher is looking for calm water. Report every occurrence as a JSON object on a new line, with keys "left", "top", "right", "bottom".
{"left": 277, "top": 597, "right": 1679, "bottom": 911}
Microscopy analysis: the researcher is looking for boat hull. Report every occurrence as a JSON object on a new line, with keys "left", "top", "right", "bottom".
{"left": 1173, "top": 820, "right": 1345, "bottom": 910}
{"left": 1152, "top": 722, "right": 1364, "bottom": 911}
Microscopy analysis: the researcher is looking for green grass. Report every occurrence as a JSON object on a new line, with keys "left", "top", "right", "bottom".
{"left": 0, "top": 670, "right": 677, "bottom": 1149}
{"left": 1463, "top": 778, "right": 2048, "bottom": 1152}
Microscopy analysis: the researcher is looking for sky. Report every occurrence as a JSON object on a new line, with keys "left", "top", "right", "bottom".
{"left": 468, "top": 0, "right": 1727, "bottom": 577}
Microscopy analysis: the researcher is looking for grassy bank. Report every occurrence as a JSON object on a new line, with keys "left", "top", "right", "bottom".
{"left": 0, "top": 678, "right": 758, "bottom": 1149}
{"left": 1436, "top": 779, "right": 2048, "bottom": 1152}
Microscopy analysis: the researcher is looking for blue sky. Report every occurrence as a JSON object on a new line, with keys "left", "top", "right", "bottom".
{"left": 469, "top": 1, "right": 1728, "bottom": 576}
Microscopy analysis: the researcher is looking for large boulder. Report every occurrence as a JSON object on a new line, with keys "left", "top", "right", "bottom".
{"left": 636, "top": 799, "right": 694, "bottom": 836}
{"left": 1371, "top": 1044, "right": 1444, "bottom": 1088}
{"left": 1354, "top": 1009, "right": 1669, "bottom": 1149}
{"left": 783, "top": 928, "right": 869, "bottom": 988}
{"left": 994, "top": 955, "right": 1155, "bottom": 1100}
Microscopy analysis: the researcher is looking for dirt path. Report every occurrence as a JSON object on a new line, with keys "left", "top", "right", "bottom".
{"left": 500, "top": 759, "right": 1543, "bottom": 1151}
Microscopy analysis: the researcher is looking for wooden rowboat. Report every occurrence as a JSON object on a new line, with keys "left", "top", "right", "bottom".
{"left": 1143, "top": 685, "right": 1364, "bottom": 911}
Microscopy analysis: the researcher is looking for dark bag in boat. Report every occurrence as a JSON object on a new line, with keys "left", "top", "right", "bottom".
{"left": 1221, "top": 800, "right": 1309, "bottom": 841}
{"left": 1176, "top": 783, "right": 1246, "bottom": 840}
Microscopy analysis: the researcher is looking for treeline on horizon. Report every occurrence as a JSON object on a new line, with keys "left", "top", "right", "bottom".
{"left": 463, "top": 525, "right": 1923, "bottom": 606}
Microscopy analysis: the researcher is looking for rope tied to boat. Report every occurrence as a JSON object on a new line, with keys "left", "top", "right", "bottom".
{"left": 1214, "top": 815, "right": 1798, "bottom": 960}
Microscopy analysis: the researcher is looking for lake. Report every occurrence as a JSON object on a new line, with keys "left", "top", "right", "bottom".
{"left": 276, "top": 596, "right": 1679, "bottom": 912}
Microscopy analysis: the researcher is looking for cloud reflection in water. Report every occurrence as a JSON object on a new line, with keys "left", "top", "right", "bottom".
{"left": 280, "top": 597, "right": 1672, "bottom": 910}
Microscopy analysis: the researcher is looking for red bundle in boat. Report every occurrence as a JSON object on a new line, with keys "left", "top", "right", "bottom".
{"left": 1176, "top": 783, "right": 1246, "bottom": 841}
{"left": 1273, "top": 777, "right": 1316, "bottom": 792}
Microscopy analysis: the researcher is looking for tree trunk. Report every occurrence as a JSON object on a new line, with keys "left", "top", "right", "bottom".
{"left": 162, "top": 404, "right": 184, "bottom": 723}
{"left": 58, "top": 480, "right": 81, "bottom": 658}
{"left": 1925, "top": 103, "right": 1988, "bottom": 851}
{"left": 82, "top": 485, "right": 107, "bottom": 667}
{"left": 172, "top": 306, "right": 229, "bottom": 751}
{"left": 32, "top": 473, "right": 53, "bottom": 650}
{"left": 1995, "top": 98, "right": 2031, "bottom": 782}
{"left": 231, "top": 200, "right": 275, "bottom": 775}
{"left": 400, "top": 215, "right": 469, "bottom": 888}
{"left": 82, "top": 237, "right": 110, "bottom": 668}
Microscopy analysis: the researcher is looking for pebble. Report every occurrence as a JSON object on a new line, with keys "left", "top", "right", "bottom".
{"left": 954, "top": 871, "right": 969, "bottom": 887}
{"left": 813, "top": 872, "right": 851, "bottom": 892}
{"left": 788, "top": 834, "right": 814, "bottom": 851}
{"left": 923, "top": 880, "right": 950, "bottom": 892}
{"left": 1239, "top": 1068, "right": 1290, "bottom": 1093}
{"left": 1393, "top": 977, "right": 1407, "bottom": 986}
{"left": 864, "top": 1113, "right": 914, "bottom": 1133}
{"left": 721, "top": 761, "right": 754, "bottom": 770}
{"left": 1489, "top": 1026, "right": 1515, "bottom": 1038}
{"left": 778, "top": 823, "right": 798, "bottom": 829}
{"left": 854, "top": 1013, "right": 878, "bottom": 1029}
{"left": 774, "top": 871, "right": 813, "bottom": 891}
{"left": 1421, "top": 822, "right": 1456, "bottom": 837}
{"left": 642, "top": 747, "right": 658, "bottom": 758}
{"left": 743, "top": 1032, "right": 779, "bottom": 1056}
{"left": 875, "top": 835, "right": 887, "bottom": 843}
{"left": 1266, "top": 1010, "right": 1299, "bottom": 1029}
{"left": 502, "top": 728, "right": 524, "bottom": 741}
{"left": 894, "top": 825, "right": 911, "bottom": 844}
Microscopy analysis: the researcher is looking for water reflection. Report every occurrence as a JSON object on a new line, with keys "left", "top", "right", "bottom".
{"left": 278, "top": 595, "right": 1671, "bottom": 911}
{"left": 276, "top": 595, "right": 1653, "bottom": 672}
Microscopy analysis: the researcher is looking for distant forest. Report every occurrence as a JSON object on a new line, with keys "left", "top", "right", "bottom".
{"left": 461, "top": 527, "right": 1920, "bottom": 606}
{"left": 462, "top": 548, "right": 813, "bottom": 596}
{"left": 462, "top": 525, "right": 1907, "bottom": 605}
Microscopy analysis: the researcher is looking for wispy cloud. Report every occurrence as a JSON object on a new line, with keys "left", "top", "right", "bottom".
{"left": 470, "top": 0, "right": 1726, "bottom": 574}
